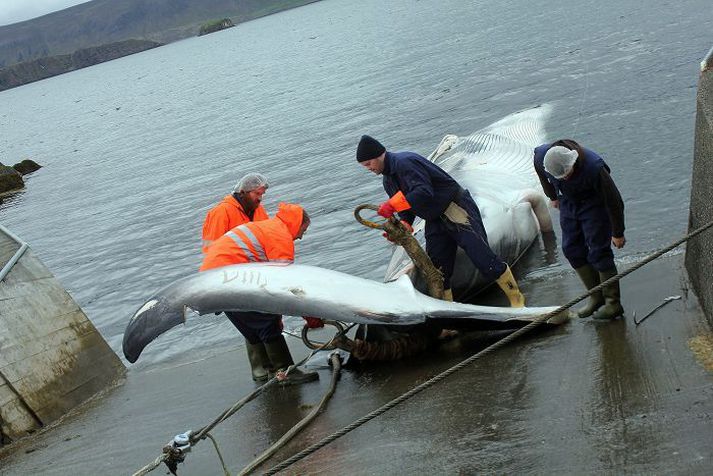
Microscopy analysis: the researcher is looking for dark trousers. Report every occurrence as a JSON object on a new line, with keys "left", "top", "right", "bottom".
{"left": 425, "top": 190, "right": 506, "bottom": 288}
{"left": 224, "top": 311, "right": 283, "bottom": 344}
{"left": 560, "top": 200, "right": 615, "bottom": 271}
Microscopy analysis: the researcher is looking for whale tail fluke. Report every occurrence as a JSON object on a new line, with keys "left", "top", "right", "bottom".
{"left": 122, "top": 294, "right": 186, "bottom": 363}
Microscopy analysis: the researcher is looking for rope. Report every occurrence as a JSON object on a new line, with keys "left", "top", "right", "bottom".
{"left": 191, "top": 379, "right": 278, "bottom": 443}
{"left": 264, "top": 220, "right": 713, "bottom": 475}
{"left": 133, "top": 323, "right": 355, "bottom": 475}
{"left": 354, "top": 204, "right": 444, "bottom": 299}
{"left": 237, "top": 353, "right": 343, "bottom": 475}
{"left": 205, "top": 432, "right": 231, "bottom": 476}
{"left": 132, "top": 453, "right": 168, "bottom": 476}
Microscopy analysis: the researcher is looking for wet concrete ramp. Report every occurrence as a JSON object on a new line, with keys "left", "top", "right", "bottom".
{"left": 0, "top": 254, "right": 711, "bottom": 474}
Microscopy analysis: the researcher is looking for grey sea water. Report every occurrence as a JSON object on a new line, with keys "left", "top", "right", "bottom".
{"left": 0, "top": 0, "right": 711, "bottom": 367}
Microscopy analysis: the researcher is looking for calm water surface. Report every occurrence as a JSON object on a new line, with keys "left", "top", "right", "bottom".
{"left": 0, "top": 0, "right": 710, "bottom": 367}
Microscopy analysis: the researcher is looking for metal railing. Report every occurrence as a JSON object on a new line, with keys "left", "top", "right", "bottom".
{"left": 0, "top": 224, "right": 45, "bottom": 430}
{"left": 0, "top": 224, "right": 29, "bottom": 283}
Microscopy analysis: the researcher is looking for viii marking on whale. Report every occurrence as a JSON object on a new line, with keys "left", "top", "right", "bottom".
{"left": 122, "top": 262, "right": 561, "bottom": 363}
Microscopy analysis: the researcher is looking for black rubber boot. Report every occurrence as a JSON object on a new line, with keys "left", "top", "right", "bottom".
{"left": 264, "top": 335, "right": 319, "bottom": 386}
{"left": 245, "top": 342, "right": 270, "bottom": 382}
{"left": 591, "top": 267, "right": 624, "bottom": 320}
{"left": 574, "top": 265, "right": 604, "bottom": 318}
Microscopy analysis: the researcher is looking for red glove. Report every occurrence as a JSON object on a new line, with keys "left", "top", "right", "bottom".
{"left": 302, "top": 316, "right": 324, "bottom": 329}
{"left": 377, "top": 201, "right": 396, "bottom": 218}
{"left": 382, "top": 220, "right": 414, "bottom": 242}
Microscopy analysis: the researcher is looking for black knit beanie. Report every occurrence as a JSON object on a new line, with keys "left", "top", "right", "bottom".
{"left": 356, "top": 135, "right": 386, "bottom": 162}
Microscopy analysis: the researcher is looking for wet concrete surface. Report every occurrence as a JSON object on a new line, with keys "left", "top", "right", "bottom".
{"left": 1, "top": 253, "right": 712, "bottom": 475}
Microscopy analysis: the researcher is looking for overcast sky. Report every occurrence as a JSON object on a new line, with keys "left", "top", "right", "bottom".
{"left": 0, "top": 0, "right": 92, "bottom": 26}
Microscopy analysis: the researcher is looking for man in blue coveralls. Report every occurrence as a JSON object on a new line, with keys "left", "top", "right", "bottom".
{"left": 356, "top": 134, "right": 526, "bottom": 307}
{"left": 533, "top": 139, "right": 626, "bottom": 320}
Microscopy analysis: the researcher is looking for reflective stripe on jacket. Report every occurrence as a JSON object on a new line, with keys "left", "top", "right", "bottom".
{"left": 201, "top": 195, "right": 269, "bottom": 253}
{"left": 200, "top": 202, "right": 303, "bottom": 271}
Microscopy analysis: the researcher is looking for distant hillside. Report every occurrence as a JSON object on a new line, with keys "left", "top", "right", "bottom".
{"left": 0, "top": 39, "right": 162, "bottom": 91}
{"left": 0, "top": 0, "right": 320, "bottom": 68}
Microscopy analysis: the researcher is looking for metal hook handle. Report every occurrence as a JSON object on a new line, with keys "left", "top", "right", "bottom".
{"left": 301, "top": 320, "right": 346, "bottom": 350}
{"left": 354, "top": 204, "right": 388, "bottom": 230}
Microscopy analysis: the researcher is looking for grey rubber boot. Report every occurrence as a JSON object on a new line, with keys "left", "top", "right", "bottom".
{"left": 245, "top": 342, "right": 270, "bottom": 382}
{"left": 574, "top": 265, "right": 604, "bottom": 318}
{"left": 591, "top": 267, "right": 624, "bottom": 320}
{"left": 264, "top": 335, "right": 319, "bottom": 386}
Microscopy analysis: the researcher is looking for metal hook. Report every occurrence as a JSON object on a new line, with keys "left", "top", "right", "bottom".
{"left": 301, "top": 320, "right": 346, "bottom": 350}
{"left": 354, "top": 203, "right": 392, "bottom": 230}
{"left": 633, "top": 295, "right": 681, "bottom": 325}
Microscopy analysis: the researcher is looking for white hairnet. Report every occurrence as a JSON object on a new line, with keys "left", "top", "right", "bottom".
{"left": 233, "top": 173, "right": 269, "bottom": 193}
{"left": 544, "top": 146, "right": 578, "bottom": 179}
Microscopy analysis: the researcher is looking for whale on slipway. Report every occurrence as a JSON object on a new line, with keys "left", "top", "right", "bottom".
{"left": 122, "top": 262, "right": 561, "bottom": 363}
{"left": 122, "top": 105, "right": 563, "bottom": 363}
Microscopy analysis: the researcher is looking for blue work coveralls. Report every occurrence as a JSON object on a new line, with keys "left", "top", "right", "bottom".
{"left": 533, "top": 145, "right": 616, "bottom": 271}
{"left": 225, "top": 311, "right": 282, "bottom": 344}
{"left": 382, "top": 151, "right": 506, "bottom": 288}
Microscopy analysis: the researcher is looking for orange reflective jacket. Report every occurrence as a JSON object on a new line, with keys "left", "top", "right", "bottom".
{"left": 201, "top": 195, "right": 269, "bottom": 253}
{"left": 200, "top": 203, "right": 304, "bottom": 271}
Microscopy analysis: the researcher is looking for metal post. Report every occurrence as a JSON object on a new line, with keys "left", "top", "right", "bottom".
{"left": 0, "top": 224, "right": 44, "bottom": 429}
{"left": 702, "top": 45, "right": 713, "bottom": 72}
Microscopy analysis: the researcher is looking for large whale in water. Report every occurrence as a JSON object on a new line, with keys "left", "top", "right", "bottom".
{"left": 122, "top": 106, "right": 560, "bottom": 363}
{"left": 383, "top": 105, "right": 553, "bottom": 300}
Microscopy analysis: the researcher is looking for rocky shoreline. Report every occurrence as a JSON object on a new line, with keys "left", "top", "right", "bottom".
{"left": 0, "top": 39, "right": 162, "bottom": 92}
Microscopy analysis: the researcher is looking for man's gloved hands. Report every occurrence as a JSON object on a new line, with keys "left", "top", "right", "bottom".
{"left": 383, "top": 220, "right": 414, "bottom": 242}
{"left": 377, "top": 201, "right": 396, "bottom": 218}
{"left": 302, "top": 316, "right": 324, "bottom": 329}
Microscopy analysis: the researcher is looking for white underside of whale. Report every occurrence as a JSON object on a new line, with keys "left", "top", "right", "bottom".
{"left": 384, "top": 105, "right": 553, "bottom": 298}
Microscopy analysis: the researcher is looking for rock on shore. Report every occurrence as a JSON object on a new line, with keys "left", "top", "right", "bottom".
{"left": 0, "top": 159, "right": 42, "bottom": 194}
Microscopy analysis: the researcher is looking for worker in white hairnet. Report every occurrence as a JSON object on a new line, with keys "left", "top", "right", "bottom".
{"left": 534, "top": 139, "right": 626, "bottom": 320}
{"left": 200, "top": 172, "right": 274, "bottom": 382}
{"left": 201, "top": 173, "right": 270, "bottom": 253}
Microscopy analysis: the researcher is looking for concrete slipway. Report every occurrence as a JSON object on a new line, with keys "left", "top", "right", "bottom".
{"left": 0, "top": 251, "right": 711, "bottom": 475}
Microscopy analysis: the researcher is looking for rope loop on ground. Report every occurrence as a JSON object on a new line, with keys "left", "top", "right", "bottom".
{"left": 238, "top": 353, "right": 343, "bottom": 475}
{"left": 205, "top": 432, "right": 231, "bottom": 476}
{"left": 133, "top": 323, "right": 356, "bottom": 476}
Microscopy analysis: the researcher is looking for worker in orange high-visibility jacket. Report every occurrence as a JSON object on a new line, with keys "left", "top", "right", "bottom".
{"left": 200, "top": 202, "right": 319, "bottom": 386}
{"left": 201, "top": 173, "right": 270, "bottom": 253}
